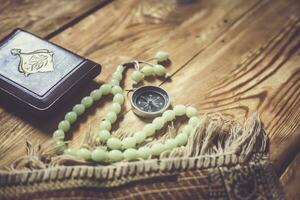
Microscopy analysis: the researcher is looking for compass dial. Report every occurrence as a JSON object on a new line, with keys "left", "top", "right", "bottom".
{"left": 131, "top": 86, "right": 170, "bottom": 118}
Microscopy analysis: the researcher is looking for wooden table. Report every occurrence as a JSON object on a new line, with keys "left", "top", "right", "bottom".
{"left": 0, "top": 0, "right": 299, "bottom": 199}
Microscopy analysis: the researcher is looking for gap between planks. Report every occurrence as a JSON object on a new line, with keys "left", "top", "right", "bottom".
{"left": 45, "top": 0, "right": 113, "bottom": 40}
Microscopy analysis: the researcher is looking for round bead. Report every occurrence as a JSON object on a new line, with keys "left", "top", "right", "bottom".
{"left": 77, "top": 148, "right": 91, "bottom": 160}
{"left": 99, "top": 130, "right": 111, "bottom": 142}
{"left": 182, "top": 125, "right": 194, "bottom": 136}
{"left": 164, "top": 139, "right": 178, "bottom": 150}
{"left": 100, "top": 120, "right": 112, "bottom": 131}
{"left": 108, "top": 150, "right": 124, "bottom": 162}
{"left": 143, "top": 124, "right": 156, "bottom": 137}
{"left": 131, "top": 70, "right": 144, "bottom": 83}
{"left": 152, "top": 117, "right": 165, "bottom": 130}
{"left": 153, "top": 64, "right": 166, "bottom": 76}
{"left": 81, "top": 96, "right": 94, "bottom": 108}
{"left": 116, "top": 65, "right": 124, "bottom": 73}
{"left": 122, "top": 137, "right": 136, "bottom": 149}
{"left": 99, "top": 84, "right": 111, "bottom": 95}
{"left": 64, "top": 148, "right": 78, "bottom": 157}
{"left": 110, "top": 103, "right": 122, "bottom": 114}
{"left": 90, "top": 89, "right": 102, "bottom": 101}
{"left": 150, "top": 143, "right": 165, "bottom": 156}
{"left": 107, "top": 138, "right": 122, "bottom": 150}
{"left": 189, "top": 116, "right": 200, "bottom": 127}
{"left": 133, "top": 131, "right": 146, "bottom": 144}
{"left": 141, "top": 66, "right": 154, "bottom": 76}
{"left": 154, "top": 51, "right": 169, "bottom": 62}
{"left": 175, "top": 133, "right": 188, "bottom": 146}
{"left": 174, "top": 105, "right": 186, "bottom": 116}
{"left": 105, "top": 111, "right": 117, "bottom": 123}
{"left": 110, "top": 79, "right": 120, "bottom": 86}
{"left": 138, "top": 147, "right": 151, "bottom": 159}
{"left": 112, "top": 71, "right": 122, "bottom": 81}
{"left": 64, "top": 111, "right": 77, "bottom": 124}
{"left": 162, "top": 110, "right": 176, "bottom": 121}
{"left": 58, "top": 120, "right": 70, "bottom": 132}
{"left": 72, "top": 104, "right": 85, "bottom": 116}
{"left": 123, "top": 148, "right": 138, "bottom": 160}
{"left": 53, "top": 129, "right": 65, "bottom": 141}
{"left": 113, "top": 94, "right": 124, "bottom": 104}
{"left": 186, "top": 106, "right": 198, "bottom": 118}
{"left": 91, "top": 148, "right": 106, "bottom": 162}
{"left": 54, "top": 140, "right": 66, "bottom": 153}
{"left": 111, "top": 86, "right": 123, "bottom": 95}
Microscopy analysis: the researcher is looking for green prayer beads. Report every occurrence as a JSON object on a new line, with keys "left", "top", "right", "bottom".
{"left": 99, "top": 130, "right": 111, "bottom": 142}
{"left": 90, "top": 89, "right": 102, "bottom": 101}
{"left": 72, "top": 104, "right": 85, "bottom": 116}
{"left": 122, "top": 137, "right": 136, "bottom": 149}
{"left": 91, "top": 148, "right": 106, "bottom": 162}
{"left": 77, "top": 148, "right": 91, "bottom": 160}
{"left": 107, "top": 138, "right": 122, "bottom": 150}
{"left": 65, "top": 111, "right": 77, "bottom": 124}
{"left": 131, "top": 70, "right": 144, "bottom": 83}
{"left": 110, "top": 103, "right": 121, "bottom": 114}
{"left": 154, "top": 51, "right": 169, "bottom": 62}
{"left": 150, "top": 143, "right": 165, "bottom": 156}
{"left": 53, "top": 129, "right": 65, "bottom": 141}
{"left": 153, "top": 64, "right": 166, "bottom": 76}
{"left": 100, "top": 84, "right": 111, "bottom": 95}
{"left": 58, "top": 120, "right": 70, "bottom": 132}
{"left": 141, "top": 65, "right": 154, "bottom": 76}
{"left": 108, "top": 150, "right": 123, "bottom": 162}
{"left": 113, "top": 94, "right": 124, "bottom": 104}
{"left": 53, "top": 51, "right": 200, "bottom": 164}
{"left": 133, "top": 131, "right": 146, "bottom": 144}
{"left": 137, "top": 147, "right": 151, "bottom": 159}
{"left": 64, "top": 148, "right": 78, "bottom": 157}
{"left": 81, "top": 96, "right": 94, "bottom": 108}
{"left": 123, "top": 148, "right": 138, "bottom": 160}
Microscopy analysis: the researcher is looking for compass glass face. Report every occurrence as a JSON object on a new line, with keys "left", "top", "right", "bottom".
{"left": 132, "top": 86, "right": 169, "bottom": 113}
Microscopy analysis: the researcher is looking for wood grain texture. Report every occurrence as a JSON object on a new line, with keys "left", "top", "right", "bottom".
{"left": 0, "top": 0, "right": 299, "bottom": 196}
{"left": 1, "top": 0, "right": 260, "bottom": 165}
{"left": 0, "top": 0, "right": 109, "bottom": 40}
{"left": 280, "top": 151, "right": 300, "bottom": 200}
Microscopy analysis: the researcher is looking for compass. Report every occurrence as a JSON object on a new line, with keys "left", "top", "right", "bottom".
{"left": 131, "top": 86, "right": 170, "bottom": 118}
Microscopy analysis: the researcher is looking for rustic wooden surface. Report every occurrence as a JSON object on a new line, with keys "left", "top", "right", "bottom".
{"left": 0, "top": 0, "right": 299, "bottom": 198}
{"left": 0, "top": 0, "right": 110, "bottom": 40}
{"left": 281, "top": 151, "right": 300, "bottom": 200}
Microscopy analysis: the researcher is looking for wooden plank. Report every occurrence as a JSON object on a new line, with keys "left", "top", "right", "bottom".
{"left": 50, "top": 0, "right": 266, "bottom": 146}
{"left": 0, "top": 0, "right": 110, "bottom": 40}
{"left": 152, "top": 0, "right": 300, "bottom": 175}
{"left": 116, "top": 0, "right": 300, "bottom": 176}
{"left": 280, "top": 152, "right": 300, "bottom": 200}
{"left": 0, "top": 0, "right": 262, "bottom": 166}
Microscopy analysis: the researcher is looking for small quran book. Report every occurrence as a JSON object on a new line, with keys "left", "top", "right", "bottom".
{"left": 0, "top": 29, "right": 101, "bottom": 115}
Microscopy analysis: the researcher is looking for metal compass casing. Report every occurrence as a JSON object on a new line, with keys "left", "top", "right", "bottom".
{"left": 130, "top": 85, "right": 170, "bottom": 118}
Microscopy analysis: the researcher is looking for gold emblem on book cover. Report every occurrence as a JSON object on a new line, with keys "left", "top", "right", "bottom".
{"left": 11, "top": 48, "right": 54, "bottom": 76}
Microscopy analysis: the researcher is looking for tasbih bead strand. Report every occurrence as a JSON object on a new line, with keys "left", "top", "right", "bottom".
{"left": 140, "top": 65, "right": 154, "bottom": 76}
{"left": 132, "top": 64, "right": 166, "bottom": 84}
{"left": 154, "top": 51, "right": 169, "bottom": 62}
{"left": 53, "top": 80, "right": 121, "bottom": 152}
{"left": 70, "top": 105, "right": 199, "bottom": 163}
{"left": 153, "top": 64, "right": 166, "bottom": 76}
{"left": 53, "top": 51, "right": 202, "bottom": 163}
{"left": 131, "top": 70, "right": 144, "bottom": 83}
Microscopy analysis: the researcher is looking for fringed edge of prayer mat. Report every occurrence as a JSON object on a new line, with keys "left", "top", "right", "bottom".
{"left": 0, "top": 113, "right": 283, "bottom": 199}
